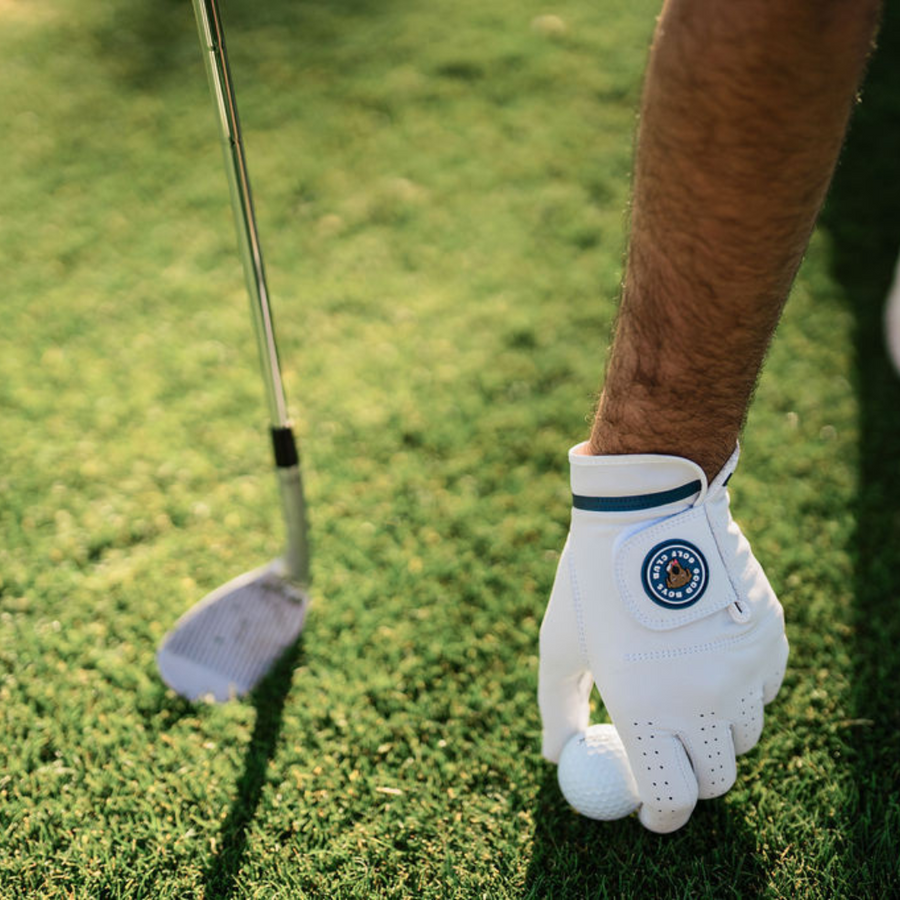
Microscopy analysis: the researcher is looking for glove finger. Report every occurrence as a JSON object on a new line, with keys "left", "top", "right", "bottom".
{"left": 621, "top": 726, "right": 698, "bottom": 833}
{"left": 732, "top": 689, "right": 765, "bottom": 754}
{"left": 686, "top": 719, "right": 737, "bottom": 799}
{"left": 762, "top": 633, "right": 789, "bottom": 705}
{"left": 538, "top": 667, "right": 592, "bottom": 763}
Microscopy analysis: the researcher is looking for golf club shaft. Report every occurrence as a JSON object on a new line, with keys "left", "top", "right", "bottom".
{"left": 191, "top": 0, "right": 310, "bottom": 586}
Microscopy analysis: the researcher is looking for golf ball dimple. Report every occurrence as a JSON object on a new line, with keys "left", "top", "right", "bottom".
{"left": 557, "top": 724, "right": 641, "bottom": 821}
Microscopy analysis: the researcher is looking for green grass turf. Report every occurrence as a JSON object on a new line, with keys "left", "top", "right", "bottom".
{"left": 1, "top": 0, "right": 899, "bottom": 896}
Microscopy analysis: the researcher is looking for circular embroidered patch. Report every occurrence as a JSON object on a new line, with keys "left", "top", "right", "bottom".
{"left": 641, "top": 539, "right": 709, "bottom": 609}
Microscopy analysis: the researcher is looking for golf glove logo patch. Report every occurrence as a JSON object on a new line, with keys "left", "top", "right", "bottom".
{"left": 641, "top": 539, "right": 708, "bottom": 608}
{"left": 539, "top": 444, "right": 789, "bottom": 833}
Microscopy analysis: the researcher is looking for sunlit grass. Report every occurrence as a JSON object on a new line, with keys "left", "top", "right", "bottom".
{"left": 1, "top": 0, "right": 898, "bottom": 897}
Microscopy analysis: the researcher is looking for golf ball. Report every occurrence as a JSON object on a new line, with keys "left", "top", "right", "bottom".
{"left": 557, "top": 724, "right": 641, "bottom": 820}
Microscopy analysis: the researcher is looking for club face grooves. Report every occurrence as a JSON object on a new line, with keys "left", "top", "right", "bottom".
{"left": 157, "top": 564, "right": 309, "bottom": 702}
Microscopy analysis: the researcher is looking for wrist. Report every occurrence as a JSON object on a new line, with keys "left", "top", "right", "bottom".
{"left": 587, "top": 390, "right": 740, "bottom": 481}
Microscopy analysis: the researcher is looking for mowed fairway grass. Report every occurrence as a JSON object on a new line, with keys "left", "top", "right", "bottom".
{"left": 1, "top": 0, "right": 899, "bottom": 897}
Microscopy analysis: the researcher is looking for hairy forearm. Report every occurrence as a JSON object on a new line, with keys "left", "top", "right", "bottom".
{"left": 590, "top": 0, "right": 882, "bottom": 476}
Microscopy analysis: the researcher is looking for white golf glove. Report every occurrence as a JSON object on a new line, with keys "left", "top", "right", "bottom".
{"left": 539, "top": 444, "right": 788, "bottom": 833}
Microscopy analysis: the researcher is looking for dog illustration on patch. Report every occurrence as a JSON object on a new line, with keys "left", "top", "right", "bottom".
{"left": 666, "top": 558, "right": 693, "bottom": 590}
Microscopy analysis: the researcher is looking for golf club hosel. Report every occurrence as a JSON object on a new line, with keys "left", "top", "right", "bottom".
{"left": 272, "top": 425, "right": 310, "bottom": 587}
{"left": 277, "top": 465, "right": 311, "bottom": 587}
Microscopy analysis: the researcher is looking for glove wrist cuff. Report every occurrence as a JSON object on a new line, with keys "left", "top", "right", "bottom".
{"left": 569, "top": 443, "right": 742, "bottom": 512}
{"left": 569, "top": 443, "right": 707, "bottom": 513}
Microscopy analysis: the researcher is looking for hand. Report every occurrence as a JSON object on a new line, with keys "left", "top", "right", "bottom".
{"left": 539, "top": 444, "right": 789, "bottom": 833}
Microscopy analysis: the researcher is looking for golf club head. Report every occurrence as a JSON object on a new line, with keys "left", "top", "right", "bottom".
{"left": 157, "top": 559, "right": 309, "bottom": 702}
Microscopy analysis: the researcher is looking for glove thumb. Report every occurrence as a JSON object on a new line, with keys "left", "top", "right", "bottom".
{"left": 539, "top": 542, "right": 592, "bottom": 763}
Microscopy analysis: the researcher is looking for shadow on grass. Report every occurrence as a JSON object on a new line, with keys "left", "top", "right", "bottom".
{"left": 90, "top": 0, "right": 395, "bottom": 92}
{"left": 201, "top": 638, "right": 304, "bottom": 899}
{"left": 818, "top": 2, "right": 900, "bottom": 891}
{"left": 524, "top": 765, "right": 767, "bottom": 899}
{"left": 90, "top": 0, "right": 194, "bottom": 91}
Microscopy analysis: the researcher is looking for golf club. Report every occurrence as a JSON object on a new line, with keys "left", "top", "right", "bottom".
{"left": 156, "top": 0, "right": 310, "bottom": 701}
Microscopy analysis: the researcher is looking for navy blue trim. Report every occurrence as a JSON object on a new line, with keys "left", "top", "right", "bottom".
{"left": 572, "top": 479, "right": 702, "bottom": 512}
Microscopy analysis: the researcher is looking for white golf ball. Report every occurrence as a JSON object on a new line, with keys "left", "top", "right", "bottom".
{"left": 557, "top": 724, "right": 641, "bottom": 820}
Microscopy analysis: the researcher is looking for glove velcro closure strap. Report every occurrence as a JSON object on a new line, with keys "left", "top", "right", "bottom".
{"left": 614, "top": 506, "right": 737, "bottom": 631}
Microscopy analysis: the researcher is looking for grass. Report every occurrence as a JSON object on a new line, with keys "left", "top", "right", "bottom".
{"left": 1, "top": 0, "right": 898, "bottom": 896}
